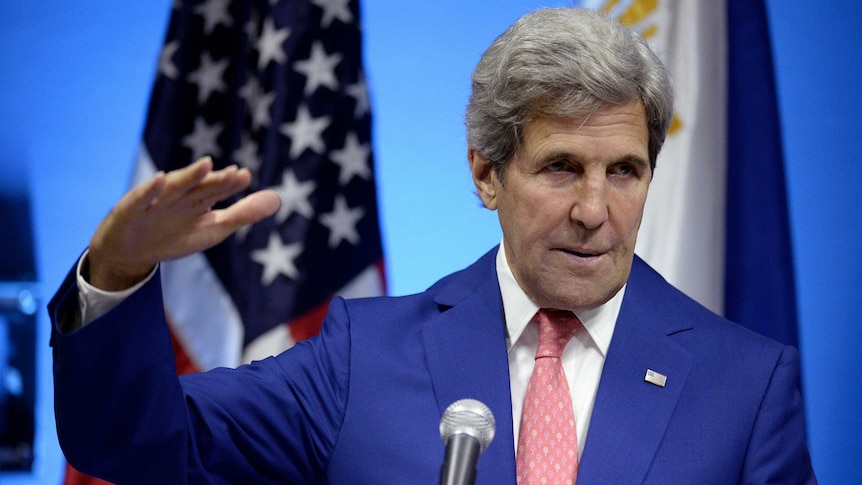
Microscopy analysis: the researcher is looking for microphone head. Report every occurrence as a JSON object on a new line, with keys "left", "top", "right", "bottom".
{"left": 439, "top": 398, "right": 496, "bottom": 453}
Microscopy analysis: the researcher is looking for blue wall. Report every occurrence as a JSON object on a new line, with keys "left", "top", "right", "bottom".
{"left": 765, "top": 2, "right": 862, "bottom": 480}
{"left": 0, "top": 0, "right": 859, "bottom": 483}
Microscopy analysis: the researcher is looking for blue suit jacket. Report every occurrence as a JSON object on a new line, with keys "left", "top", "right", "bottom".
{"left": 50, "top": 248, "right": 815, "bottom": 484}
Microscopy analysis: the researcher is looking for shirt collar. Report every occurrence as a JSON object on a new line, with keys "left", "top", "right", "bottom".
{"left": 496, "top": 240, "right": 622, "bottom": 357}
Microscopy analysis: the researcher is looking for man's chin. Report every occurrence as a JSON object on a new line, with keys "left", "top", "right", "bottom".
{"left": 534, "top": 281, "right": 618, "bottom": 313}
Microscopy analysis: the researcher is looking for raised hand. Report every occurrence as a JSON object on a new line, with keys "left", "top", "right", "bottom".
{"left": 86, "top": 157, "right": 280, "bottom": 291}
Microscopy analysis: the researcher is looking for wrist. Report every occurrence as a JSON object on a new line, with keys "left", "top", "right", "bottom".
{"left": 83, "top": 250, "right": 155, "bottom": 292}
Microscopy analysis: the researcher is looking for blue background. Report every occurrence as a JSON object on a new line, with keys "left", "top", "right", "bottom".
{"left": 1, "top": 1, "right": 860, "bottom": 483}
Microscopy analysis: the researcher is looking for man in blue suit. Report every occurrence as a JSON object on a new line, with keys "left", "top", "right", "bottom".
{"left": 50, "top": 7, "right": 815, "bottom": 484}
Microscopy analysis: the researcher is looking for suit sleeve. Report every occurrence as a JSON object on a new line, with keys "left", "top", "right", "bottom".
{"left": 50, "top": 264, "right": 352, "bottom": 484}
{"left": 741, "top": 345, "right": 817, "bottom": 484}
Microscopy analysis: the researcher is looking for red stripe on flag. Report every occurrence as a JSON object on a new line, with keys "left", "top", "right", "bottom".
{"left": 63, "top": 464, "right": 114, "bottom": 485}
{"left": 288, "top": 299, "right": 331, "bottom": 343}
{"left": 288, "top": 260, "right": 387, "bottom": 343}
{"left": 375, "top": 259, "right": 388, "bottom": 294}
{"left": 167, "top": 313, "right": 201, "bottom": 376}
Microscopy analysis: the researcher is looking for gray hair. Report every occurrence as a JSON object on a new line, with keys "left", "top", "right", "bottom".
{"left": 466, "top": 8, "right": 674, "bottom": 177}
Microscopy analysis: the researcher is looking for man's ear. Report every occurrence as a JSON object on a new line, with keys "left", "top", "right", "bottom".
{"left": 468, "top": 148, "right": 499, "bottom": 210}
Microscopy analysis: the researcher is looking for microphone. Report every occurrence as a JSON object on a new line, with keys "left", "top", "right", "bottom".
{"left": 438, "top": 398, "right": 496, "bottom": 485}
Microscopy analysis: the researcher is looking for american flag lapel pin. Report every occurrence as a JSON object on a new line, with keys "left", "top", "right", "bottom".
{"left": 644, "top": 369, "right": 667, "bottom": 388}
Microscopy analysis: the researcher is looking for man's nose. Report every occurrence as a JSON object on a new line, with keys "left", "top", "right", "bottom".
{"left": 570, "top": 175, "right": 609, "bottom": 229}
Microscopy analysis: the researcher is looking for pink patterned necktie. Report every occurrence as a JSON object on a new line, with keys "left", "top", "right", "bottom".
{"left": 516, "top": 309, "right": 582, "bottom": 485}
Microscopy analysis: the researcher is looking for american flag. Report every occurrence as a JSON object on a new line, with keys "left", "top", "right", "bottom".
{"left": 64, "top": 2, "right": 384, "bottom": 482}
{"left": 140, "top": 0, "right": 385, "bottom": 371}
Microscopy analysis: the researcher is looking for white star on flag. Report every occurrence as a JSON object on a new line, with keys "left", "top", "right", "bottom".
{"left": 345, "top": 73, "right": 370, "bottom": 118}
{"left": 294, "top": 41, "right": 343, "bottom": 95}
{"left": 272, "top": 169, "right": 316, "bottom": 223}
{"left": 244, "top": 9, "right": 259, "bottom": 39}
{"left": 311, "top": 0, "right": 354, "bottom": 28}
{"left": 320, "top": 195, "right": 364, "bottom": 248}
{"left": 195, "top": 0, "right": 234, "bottom": 35}
{"left": 182, "top": 118, "right": 223, "bottom": 159}
{"left": 239, "top": 77, "right": 276, "bottom": 129}
{"left": 233, "top": 134, "right": 260, "bottom": 174}
{"left": 251, "top": 232, "right": 303, "bottom": 285}
{"left": 256, "top": 17, "right": 291, "bottom": 69}
{"left": 280, "top": 105, "right": 331, "bottom": 158}
{"left": 188, "top": 52, "right": 229, "bottom": 104}
{"left": 331, "top": 132, "right": 370, "bottom": 185}
{"left": 159, "top": 40, "right": 180, "bottom": 79}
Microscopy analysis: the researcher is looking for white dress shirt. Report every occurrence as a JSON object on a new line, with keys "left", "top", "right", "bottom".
{"left": 496, "top": 241, "right": 622, "bottom": 457}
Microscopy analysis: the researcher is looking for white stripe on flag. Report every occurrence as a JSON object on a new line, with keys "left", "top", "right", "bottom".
{"left": 242, "top": 263, "right": 385, "bottom": 364}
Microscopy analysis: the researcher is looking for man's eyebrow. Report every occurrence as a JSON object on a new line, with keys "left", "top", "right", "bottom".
{"left": 537, "top": 151, "right": 582, "bottom": 164}
{"left": 536, "top": 152, "right": 649, "bottom": 169}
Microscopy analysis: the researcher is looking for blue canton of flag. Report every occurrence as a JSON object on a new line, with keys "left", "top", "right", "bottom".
{"left": 138, "top": 0, "right": 385, "bottom": 370}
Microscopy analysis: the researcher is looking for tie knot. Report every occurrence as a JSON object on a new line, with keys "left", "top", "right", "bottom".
{"left": 534, "top": 309, "right": 581, "bottom": 358}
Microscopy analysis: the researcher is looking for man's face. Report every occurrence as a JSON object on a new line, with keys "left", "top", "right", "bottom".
{"left": 470, "top": 100, "right": 651, "bottom": 311}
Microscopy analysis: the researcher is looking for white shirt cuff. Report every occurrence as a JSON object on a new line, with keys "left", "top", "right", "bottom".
{"left": 76, "top": 249, "right": 158, "bottom": 327}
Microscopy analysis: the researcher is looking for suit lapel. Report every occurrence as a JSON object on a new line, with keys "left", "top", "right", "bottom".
{"left": 577, "top": 257, "right": 694, "bottom": 483}
{"left": 422, "top": 248, "right": 517, "bottom": 484}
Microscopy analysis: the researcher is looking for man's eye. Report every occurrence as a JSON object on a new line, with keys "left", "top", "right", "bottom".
{"left": 610, "top": 164, "right": 636, "bottom": 176}
{"left": 547, "top": 161, "right": 567, "bottom": 172}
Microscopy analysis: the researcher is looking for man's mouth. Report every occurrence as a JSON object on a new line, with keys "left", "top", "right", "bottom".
{"left": 561, "top": 247, "right": 603, "bottom": 258}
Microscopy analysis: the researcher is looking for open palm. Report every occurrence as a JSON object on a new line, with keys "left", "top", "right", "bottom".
{"left": 86, "top": 157, "right": 280, "bottom": 291}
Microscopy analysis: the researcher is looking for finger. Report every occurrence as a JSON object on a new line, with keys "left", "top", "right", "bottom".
{"left": 176, "top": 166, "right": 252, "bottom": 213}
{"left": 212, "top": 189, "right": 281, "bottom": 231}
{"left": 168, "top": 190, "right": 280, "bottom": 256}
{"left": 192, "top": 166, "right": 250, "bottom": 203}
{"left": 154, "top": 157, "right": 214, "bottom": 206}
{"left": 114, "top": 171, "right": 167, "bottom": 217}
